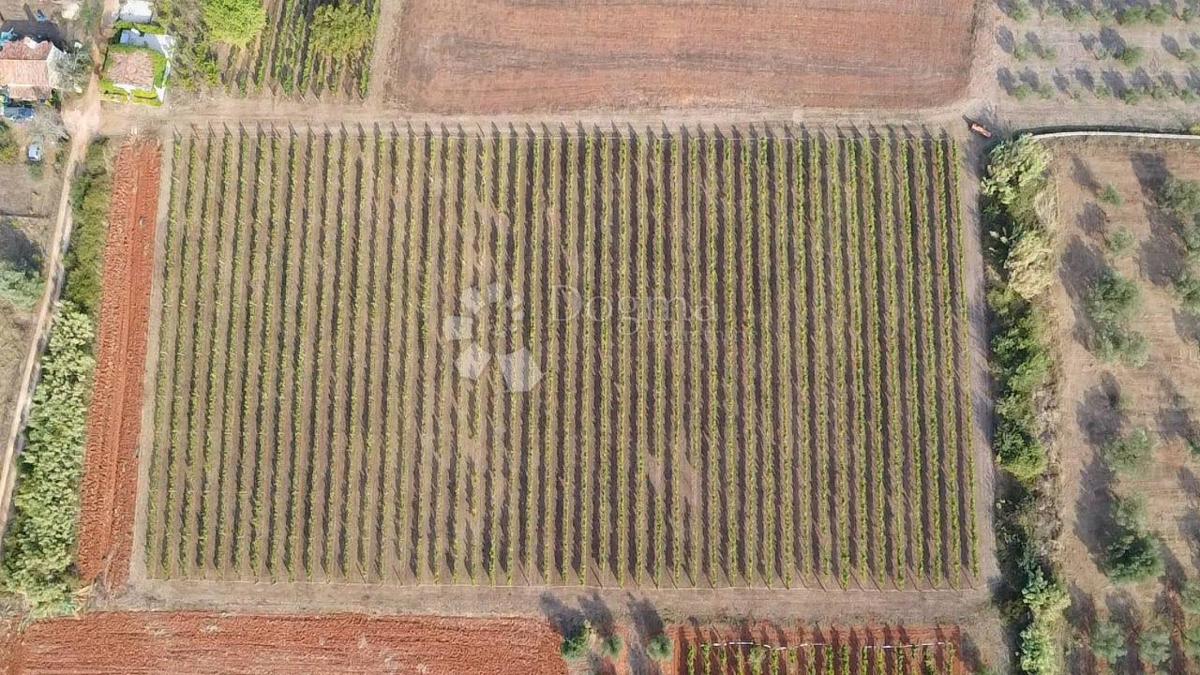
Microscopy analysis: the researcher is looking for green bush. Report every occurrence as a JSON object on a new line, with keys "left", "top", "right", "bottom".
{"left": 646, "top": 634, "right": 673, "bottom": 662}
{"left": 1013, "top": 83, "right": 1034, "bottom": 100}
{"left": 1176, "top": 269, "right": 1200, "bottom": 314}
{"left": 0, "top": 306, "right": 95, "bottom": 614}
{"left": 599, "top": 634, "right": 622, "bottom": 659}
{"left": 1102, "top": 428, "right": 1155, "bottom": 472}
{"left": 310, "top": 2, "right": 377, "bottom": 58}
{"left": 1094, "top": 6, "right": 1116, "bottom": 23}
{"left": 1018, "top": 568, "right": 1070, "bottom": 674}
{"left": 1099, "top": 184, "right": 1124, "bottom": 206}
{"left": 202, "top": 0, "right": 266, "bottom": 46}
{"left": 63, "top": 141, "right": 111, "bottom": 318}
{"left": 560, "top": 624, "right": 592, "bottom": 661}
{"left": 0, "top": 123, "right": 17, "bottom": 164}
{"left": 1091, "top": 621, "right": 1126, "bottom": 666}
{"left": 1116, "top": 45, "right": 1145, "bottom": 66}
{"left": 1185, "top": 625, "right": 1200, "bottom": 659}
{"left": 1160, "top": 177, "right": 1200, "bottom": 220}
{"left": 1065, "top": 5, "right": 1088, "bottom": 22}
{"left": 1105, "top": 227, "right": 1135, "bottom": 256}
{"left": 1103, "top": 496, "right": 1163, "bottom": 583}
{"left": 0, "top": 266, "right": 41, "bottom": 311}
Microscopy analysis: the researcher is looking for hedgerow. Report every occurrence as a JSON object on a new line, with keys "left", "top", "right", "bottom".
{"left": 0, "top": 306, "right": 96, "bottom": 614}
{"left": 982, "top": 135, "right": 1067, "bottom": 674}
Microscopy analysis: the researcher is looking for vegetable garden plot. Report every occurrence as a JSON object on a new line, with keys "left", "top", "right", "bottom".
{"left": 143, "top": 124, "right": 976, "bottom": 589}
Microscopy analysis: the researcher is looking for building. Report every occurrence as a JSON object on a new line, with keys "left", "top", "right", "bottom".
{"left": 0, "top": 36, "right": 64, "bottom": 102}
{"left": 101, "top": 44, "right": 168, "bottom": 104}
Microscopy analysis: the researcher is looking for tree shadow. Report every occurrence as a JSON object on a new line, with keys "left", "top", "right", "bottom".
{"left": 1078, "top": 201, "right": 1109, "bottom": 238}
{"left": 1105, "top": 590, "right": 1140, "bottom": 675}
{"left": 1061, "top": 235, "right": 1109, "bottom": 347}
{"left": 1155, "top": 378, "right": 1197, "bottom": 445}
{"left": 1099, "top": 26, "right": 1128, "bottom": 55}
{"left": 539, "top": 591, "right": 584, "bottom": 637}
{"left": 0, "top": 218, "right": 42, "bottom": 275}
{"left": 1074, "top": 454, "right": 1118, "bottom": 567}
{"left": 1163, "top": 34, "right": 1183, "bottom": 57}
{"left": 998, "top": 66, "right": 1018, "bottom": 94}
{"left": 1071, "top": 155, "right": 1100, "bottom": 192}
{"left": 1132, "top": 152, "right": 1184, "bottom": 288}
{"left": 997, "top": 25, "right": 1017, "bottom": 53}
{"left": 578, "top": 591, "right": 615, "bottom": 638}
{"left": 1074, "top": 68, "right": 1097, "bottom": 92}
{"left": 1066, "top": 585, "right": 1098, "bottom": 675}
{"left": 1078, "top": 373, "right": 1126, "bottom": 447}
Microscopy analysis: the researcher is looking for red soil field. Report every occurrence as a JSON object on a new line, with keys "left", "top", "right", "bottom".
{"left": 0, "top": 612, "right": 563, "bottom": 674}
{"left": 75, "top": 139, "right": 162, "bottom": 590}
{"left": 379, "top": 0, "right": 977, "bottom": 112}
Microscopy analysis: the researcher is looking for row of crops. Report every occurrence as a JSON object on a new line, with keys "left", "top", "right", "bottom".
{"left": 676, "top": 625, "right": 962, "bottom": 675}
{"left": 221, "top": 0, "right": 379, "bottom": 98}
{"left": 144, "top": 123, "right": 976, "bottom": 589}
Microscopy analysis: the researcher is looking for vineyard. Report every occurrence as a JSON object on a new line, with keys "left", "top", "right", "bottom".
{"left": 144, "top": 123, "right": 976, "bottom": 590}
{"left": 674, "top": 624, "right": 964, "bottom": 675}
{"left": 217, "top": 0, "right": 379, "bottom": 99}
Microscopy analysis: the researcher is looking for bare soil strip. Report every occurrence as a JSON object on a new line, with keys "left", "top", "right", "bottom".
{"left": 0, "top": 612, "right": 562, "bottom": 674}
{"left": 76, "top": 139, "right": 162, "bottom": 589}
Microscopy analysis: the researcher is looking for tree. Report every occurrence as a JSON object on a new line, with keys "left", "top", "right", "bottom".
{"left": 1182, "top": 580, "right": 1200, "bottom": 614}
{"left": 202, "top": 0, "right": 267, "bottom": 47}
{"left": 646, "top": 634, "right": 673, "bottom": 662}
{"left": 1185, "top": 625, "right": 1200, "bottom": 659}
{"left": 1091, "top": 621, "right": 1126, "bottom": 666}
{"left": 1104, "top": 496, "right": 1163, "bottom": 583}
{"left": 1102, "top": 428, "right": 1155, "bottom": 472}
{"left": 1160, "top": 177, "right": 1200, "bottom": 221}
{"left": 51, "top": 49, "right": 92, "bottom": 94}
{"left": 1138, "top": 624, "right": 1172, "bottom": 669}
{"left": 310, "top": 2, "right": 376, "bottom": 58}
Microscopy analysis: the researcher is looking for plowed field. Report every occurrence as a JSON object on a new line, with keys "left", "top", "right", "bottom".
{"left": 377, "top": 0, "right": 977, "bottom": 112}
{"left": 76, "top": 139, "right": 162, "bottom": 589}
{"left": 0, "top": 612, "right": 562, "bottom": 674}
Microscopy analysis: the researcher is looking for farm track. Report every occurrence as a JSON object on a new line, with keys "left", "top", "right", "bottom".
{"left": 143, "top": 124, "right": 975, "bottom": 590}
{"left": 76, "top": 139, "right": 162, "bottom": 589}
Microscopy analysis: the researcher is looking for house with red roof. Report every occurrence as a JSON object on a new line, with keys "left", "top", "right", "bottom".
{"left": 0, "top": 36, "right": 64, "bottom": 102}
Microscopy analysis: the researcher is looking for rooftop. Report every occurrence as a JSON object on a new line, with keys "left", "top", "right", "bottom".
{"left": 105, "top": 50, "right": 155, "bottom": 90}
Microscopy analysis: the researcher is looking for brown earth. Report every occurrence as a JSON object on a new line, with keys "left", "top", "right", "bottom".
{"left": 376, "top": 0, "right": 978, "bottom": 113}
{"left": 76, "top": 138, "right": 162, "bottom": 590}
{"left": 0, "top": 612, "right": 564, "bottom": 674}
{"left": 1046, "top": 137, "right": 1200, "bottom": 674}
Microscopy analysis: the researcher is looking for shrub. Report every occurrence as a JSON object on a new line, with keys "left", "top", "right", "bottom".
{"left": 1094, "top": 6, "right": 1116, "bottom": 22}
{"left": 1175, "top": 269, "right": 1200, "bottom": 314}
{"left": 1119, "top": 6, "right": 1148, "bottom": 24}
{"left": 1065, "top": 5, "right": 1088, "bottom": 22}
{"left": 1086, "top": 270, "right": 1139, "bottom": 326}
{"left": 646, "top": 634, "right": 673, "bottom": 662}
{"left": 1147, "top": 3, "right": 1172, "bottom": 24}
{"left": 1181, "top": 580, "right": 1200, "bottom": 614}
{"left": 0, "top": 306, "right": 95, "bottom": 614}
{"left": 1019, "top": 569, "right": 1069, "bottom": 674}
{"left": 1091, "top": 621, "right": 1126, "bottom": 666}
{"left": 1011, "top": 0, "right": 1032, "bottom": 21}
{"left": 1013, "top": 83, "right": 1034, "bottom": 100}
{"left": 1138, "top": 624, "right": 1172, "bottom": 668}
{"left": 1099, "top": 184, "right": 1124, "bottom": 206}
{"left": 560, "top": 625, "right": 591, "bottom": 661}
{"left": 599, "top": 634, "right": 622, "bottom": 659}
{"left": 1185, "top": 625, "right": 1200, "bottom": 659}
{"left": 1105, "top": 227, "right": 1135, "bottom": 256}
{"left": 1117, "top": 46, "right": 1145, "bottom": 67}
{"left": 1178, "top": 48, "right": 1200, "bottom": 63}
{"left": 1102, "top": 428, "right": 1155, "bottom": 472}
{"left": 202, "top": 0, "right": 267, "bottom": 46}
{"left": 310, "top": 2, "right": 377, "bottom": 58}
